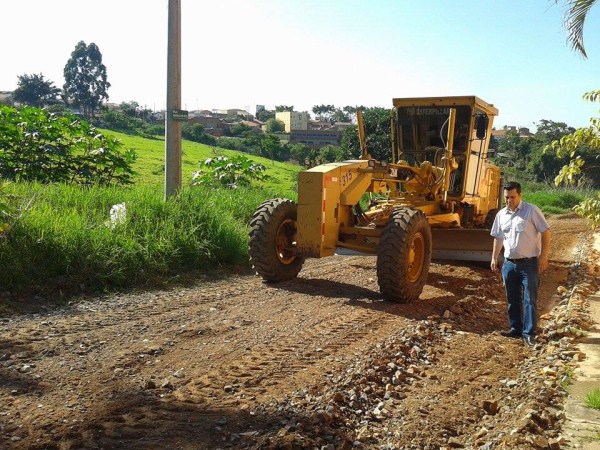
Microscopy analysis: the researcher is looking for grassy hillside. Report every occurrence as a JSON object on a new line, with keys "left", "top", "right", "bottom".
{"left": 101, "top": 130, "right": 302, "bottom": 193}
{"left": 0, "top": 131, "right": 303, "bottom": 303}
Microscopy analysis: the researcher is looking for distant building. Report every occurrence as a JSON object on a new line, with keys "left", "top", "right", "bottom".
{"left": 227, "top": 108, "right": 253, "bottom": 120}
{"left": 276, "top": 111, "right": 309, "bottom": 132}
{"left": 104, "top": 102, "right": 121, "bottom": 110}
{"left": 491, "top": 125, "right": 533, "bottom": 140}
{"left": 333, "top": 122, "right": 354, "bottom": 131}
{"left": 212, "top": 109, "right": 228, "bottom": 118}
{"left": 290, "top": 129, "right": 340, "bottom": 148}
{"left": 307, "top": 120, "right": 352, "bottom": 132}
{"left": 239, "top": 119, "right": 263, "bottom": 131}
{"left": 152, "top": 110, "right": 165, "bottom": 122}
{"left": 208, "top": 108, "right": 254, "bottom": 121}
{"left": 188, "top": 114, "right": 229, "bottom": 137}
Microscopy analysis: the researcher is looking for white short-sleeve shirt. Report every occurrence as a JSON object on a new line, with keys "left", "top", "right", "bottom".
{"left": 490, "top": 201, "right": 549, "bottom": 259}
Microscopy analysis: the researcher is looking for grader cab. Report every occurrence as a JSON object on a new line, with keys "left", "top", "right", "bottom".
{"left": 249, "top": 96, "right": 502, "bottom": 303}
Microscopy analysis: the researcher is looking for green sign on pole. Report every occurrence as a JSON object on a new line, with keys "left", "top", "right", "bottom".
{"left": 172, "top": 109, "right": 188, "bottom": 121}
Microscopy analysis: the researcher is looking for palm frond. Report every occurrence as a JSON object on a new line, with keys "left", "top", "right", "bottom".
{"left": 583, "top": 90, "right": 600, "bottom": 101}
{"left": 560, "top": 0, "right": 597, "bottom": 58}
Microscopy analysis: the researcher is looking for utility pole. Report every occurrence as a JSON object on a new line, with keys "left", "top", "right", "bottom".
{"left": 165, "top": 0, "right": 183, "bottom": 199}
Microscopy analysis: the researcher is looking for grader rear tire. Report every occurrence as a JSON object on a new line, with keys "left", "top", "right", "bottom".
{"left": 377, "top": 208, "right": 432, "bottom": 303}
{"left": 248, "top": 198, "right": 304, "bottom": 282}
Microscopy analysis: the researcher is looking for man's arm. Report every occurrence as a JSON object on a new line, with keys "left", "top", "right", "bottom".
{"left": 491, "top": 237, "right": 503, "bottom": 272}
{"left": 539, "top": 229, "right": 551, "bottom": 272}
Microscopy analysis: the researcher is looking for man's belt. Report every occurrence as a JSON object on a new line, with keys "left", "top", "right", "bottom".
{"left": 506, "top": 256, "right": 538, "bottom": 262}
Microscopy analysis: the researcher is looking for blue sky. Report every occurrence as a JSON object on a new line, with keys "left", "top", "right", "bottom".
{"left": 2, "top": 0, "right": 600, "bottom": 130}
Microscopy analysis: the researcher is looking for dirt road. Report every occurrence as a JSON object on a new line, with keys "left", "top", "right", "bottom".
{"left": 0, "top": 216, "right": 596, "bottom": 449}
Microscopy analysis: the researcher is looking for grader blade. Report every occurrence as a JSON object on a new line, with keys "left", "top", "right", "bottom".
{"left": 431, "top": 228, "right": 494, "bottom": 262}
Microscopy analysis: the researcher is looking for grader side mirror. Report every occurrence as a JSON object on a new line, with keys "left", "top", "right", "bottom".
{"left": 475, "top": 114, "right": 488, "bottom": 139}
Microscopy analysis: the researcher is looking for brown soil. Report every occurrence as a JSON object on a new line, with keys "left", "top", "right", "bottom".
{"left": 0, "top": 215, "right": 595, "bottom": 449}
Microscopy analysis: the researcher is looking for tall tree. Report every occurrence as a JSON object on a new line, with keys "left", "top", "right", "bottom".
{"left": 63, "top": 41, "right": 110, "bottom": 118}
{"left": 257, "top": 109, "right": 275, "bottom": 122}
{"left": 275, "top": 105, "right": 294, "bottom": 112}
{"left": 13, "top": 73, "right": 60, "bottom": 107}
{"left": 524, "top": 120, "right": 573, "bottom": 182}
{"left": 119, "top": 101, "right": 140, "bottom": 117}
{"left": 265, "top": 118, "right": 285, "bottom": 133}
{"left": 312, "top": 104, "right": 336, "bottom": 122}
{"left": 555, "top": 0, "right": 597, "bottom": 57}
{"left": 340, "top": 107, "right": 391, "bottom": 161}
{"left": 332, "top": 108, "right": 351, "bottom": 123}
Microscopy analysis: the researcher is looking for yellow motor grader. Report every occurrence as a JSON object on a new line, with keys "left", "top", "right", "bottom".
{"left": 249, "top": 96, "right": 502, "bottom": 302}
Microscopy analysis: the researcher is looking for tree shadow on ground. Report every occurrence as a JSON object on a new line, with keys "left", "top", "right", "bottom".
{"left": 24, "top": 388, "right": 351, "bottom": 450}
{"left": 1, "top": 266, "right": 256, "bottom": 317}
{"left": 0, "top": 367, "right": 46, "bottom": 394}
{"left": 0, "top": 339, "right": 46, "bottom": 394}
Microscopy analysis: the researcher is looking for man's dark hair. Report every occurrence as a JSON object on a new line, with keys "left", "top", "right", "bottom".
{"left": 503, "top": 181, "right": 521, "bottom": 194}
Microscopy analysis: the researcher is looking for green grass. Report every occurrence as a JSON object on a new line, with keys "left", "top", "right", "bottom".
{"left": 101, "top": 129, "right": 302, "bottom": 193}
{"left": 1, "top": 182, "right": 282, "bottom": 296}
{"left": 522, "top": 182, "right": 594, "bottom": 215}
{"left": 585, "top": 387, "right": 600, "bottom": 410}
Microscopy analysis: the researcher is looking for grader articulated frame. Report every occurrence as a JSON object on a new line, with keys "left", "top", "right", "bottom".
{"left": 249, "top": 96, "right": 502, "bottom": 302}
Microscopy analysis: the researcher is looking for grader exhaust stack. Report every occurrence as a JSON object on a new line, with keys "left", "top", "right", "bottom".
{"left": 249, "top": 96, "right": 502, "bottom": 303}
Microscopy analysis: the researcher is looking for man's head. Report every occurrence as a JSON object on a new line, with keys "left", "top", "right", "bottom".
{"left": 503, "top": 181, "right": 522, "bottom": 211}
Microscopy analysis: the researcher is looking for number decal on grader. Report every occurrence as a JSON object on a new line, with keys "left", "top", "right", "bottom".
{"left": 341, "top": 171, "right": 353, "bottom": 187}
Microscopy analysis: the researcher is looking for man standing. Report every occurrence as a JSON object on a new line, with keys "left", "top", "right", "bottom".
{"left": 490, "top": 181, "right": 551, "bottom": 347}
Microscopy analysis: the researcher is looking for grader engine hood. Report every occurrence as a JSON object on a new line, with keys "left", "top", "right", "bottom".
{"left": 297, "top": 161, "right": 373, "bottom": 258}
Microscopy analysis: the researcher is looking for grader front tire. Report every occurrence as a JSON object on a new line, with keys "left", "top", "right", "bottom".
{"left": 248, "top": 198, "right": 304, "bottom": 282}
{"left": 377, "top": 208, "right": 432, "bottom": 303}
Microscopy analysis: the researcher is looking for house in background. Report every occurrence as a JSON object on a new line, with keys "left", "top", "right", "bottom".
{"left": 290, "top": 129, "right": 340, "bottom": 148}
{"left": 275, "top": 111, "right": 309, "bottom": 132}
{"left": 489, "top": 125, "right": 533, "bottom": 157}
{"left": 188, "top": 113, "right": 229, "bottom": 137}
{"left": 211, "top": 108, "right": 254, "bottom": 120}
{"left": 239, "top": 119, "right": 264, "bottom": 132}
{"left": 491, "top": 125, "right": 533, "bottom": 140}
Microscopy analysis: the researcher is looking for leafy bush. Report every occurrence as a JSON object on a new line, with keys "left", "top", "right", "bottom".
{"left": 192, "top": 155, "right": 268, "bottom": 189}
{"left": 99, "top": 108, "right": 161, "bottom": 138}
{"left": 229, "top": 122, "right": 254, "bottom": 137}
{"left": 216, "top": 136, "right": 244, "bottom": 151}
{"left": 573, "top": 192, "right": 600, "bottom": 228}
{"left": 0, "top": 106, "right": 136, "bottom": 185}
{"left": 182, "top": 123, "right": 217, "bottom": 146}
{"left": 146, "top": 124, "right": 165, "bottom": 136}
{"left": 265, "top": 118, "right": 285, "bottom": 133}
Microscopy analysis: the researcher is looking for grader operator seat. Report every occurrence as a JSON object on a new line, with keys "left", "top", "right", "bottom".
{"left": 395, "top": 104, "right": 471, "bottom": 197}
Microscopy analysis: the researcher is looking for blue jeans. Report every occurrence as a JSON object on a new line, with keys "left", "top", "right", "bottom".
{"left": 501, "top": 258, "right": 540, "bottom": 337}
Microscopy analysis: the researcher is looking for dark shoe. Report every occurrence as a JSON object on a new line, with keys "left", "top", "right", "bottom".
{"left": 523, "top": 335, "right": 536, "bottom": 348}
{"left": 500, "top": 328, "right": 522, "bottom": 338}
